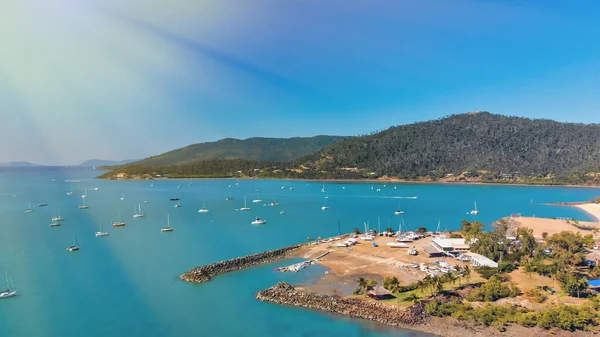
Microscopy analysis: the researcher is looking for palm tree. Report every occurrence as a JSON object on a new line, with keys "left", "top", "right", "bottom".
{"left": 357, "top": 277, "right": 367, "bottom": 296}
{"left": 463, "top": 265, "right": 471, "bottom": 285}
{"left": 406, "top": 293, "right": 421, "bottom": 303}
{"left": 454, "top": 265, "right": 463, "bottom": 287}
{"left": 446, "top": 271, "right": 458, "bottom": 289}
{"left": 417, "top": 279, "right": 427, "bottom": 295}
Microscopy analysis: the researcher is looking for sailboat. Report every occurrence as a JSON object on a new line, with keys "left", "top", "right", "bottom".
{"left": 251, "top": 217, "right": 267, "bottom": 225}
{"left": 66, "top": 185, "right": 74, "bottom": 196}
{"left": 321, "top": 184, "right": 326, "bottom": 193}
{"left": 0, "top": 271, "right": 17, "bottom": 299}
{"left": 78, "top": 197, "right": 89, "bottom": 209}
{"left": 66, "top": 235, "right": 80, "bottom": 251}
{"left": 120, "top": 194, "right": 125, "bottom": 200}
{"left": 161, "top": 214, "right": 173, "bottom": 232}
{"left": 252, "top": 190, "right": 262, "bottom": 203}
{"left": 240, "top": 196, "right": 251, "bottom": 211}
{"left": 52, "top": 206, "right": 64, "bottom": 222}
{"left": 435, "top": 219, "right": 442, "bottom": 235}
{"left": 133, "top": 204, "right": 144, "bottom": 218}
{"left": 81, "top": 189, "right": 87, "bottom": 199}
{"left": 468, "top": 201, "right": 479, "bottom": 215}
{"left": 25, "top": 201, "right": 33, "bottom": 213}
{"left": 321, "top": 197, "right": 330, "bottom": 210}
{"left": 112, "top": 210, "right": 126, "bottom": 227}
{"left": 394, "top": 201, "right": 404, "bottom": 215}
{"left": 95, "top": 222, "right": 109, "bottom": 237}
{"left": 270, "top": 199, "right": 280, "bottom": 206}
{"left": 198, "top": 200, "right": 209, "bottom": 213}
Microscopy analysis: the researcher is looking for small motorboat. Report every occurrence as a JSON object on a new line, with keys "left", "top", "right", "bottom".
{"left": 251, "top": 217, "right": 267, "bottom": 225}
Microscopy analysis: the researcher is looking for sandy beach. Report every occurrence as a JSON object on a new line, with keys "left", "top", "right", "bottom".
{"left": 513, "top": 216, "right": 599, "bottom": 237}
{"left": 574, "top": 203, "right": 600, "bottom": 222}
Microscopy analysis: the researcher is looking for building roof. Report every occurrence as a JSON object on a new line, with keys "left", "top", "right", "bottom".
{"left": 588, "top": 280, "right": 600, "bottom": 288}
{"left": 468, "top": 253, "right": 499, "bottom": 268}
{"left": 367, "top": 285, "right": 392, "bottom": 296}
{"left": 424, "top": 245, "right": 442, "bottom": 254}
{"left": 432, "top": 237, "right": 467, "bottom": 248}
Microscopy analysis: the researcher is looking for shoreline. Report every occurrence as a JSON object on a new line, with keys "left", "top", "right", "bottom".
{"left": 98, "top": 175, "right": 600, "bottom": 189}
{"left": 573, "top": 203, "right": 600, "bottom": 222}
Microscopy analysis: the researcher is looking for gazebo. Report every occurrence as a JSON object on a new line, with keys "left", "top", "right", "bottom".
{"left": 366, "top": 285, "right": 394, "bottom": 300}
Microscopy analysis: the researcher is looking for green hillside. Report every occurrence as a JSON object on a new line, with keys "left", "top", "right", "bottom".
{"left": 300, "top": 112, "right": 600, "bottom": 179}
{"left": 128, "top": 136, "right": 345, "bottom": 166}
{"left": 99, "top": 112, "right": 600, "bottom": 185}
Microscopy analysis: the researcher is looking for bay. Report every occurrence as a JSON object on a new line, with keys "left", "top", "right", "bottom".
{"left": 0, "top": 167, "right": 598, "bottom": 337}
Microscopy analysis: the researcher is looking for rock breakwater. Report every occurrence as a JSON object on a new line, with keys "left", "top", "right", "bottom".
{"left": 256, "top": 282, "right": 430, "bottom": 327}
{"left": 180, "top": 245, "right": 302, "bottom": 283}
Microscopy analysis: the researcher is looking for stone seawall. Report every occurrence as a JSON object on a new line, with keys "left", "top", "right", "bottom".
{"left": 256, "top": 282, "right": 429, "bottom": 327}
{"left": 180, "top": 245, "right": 302, "bottom": 283}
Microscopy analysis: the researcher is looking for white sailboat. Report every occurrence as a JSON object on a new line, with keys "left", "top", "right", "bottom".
{"left": 251, "top": 217, "right": 267, "bottom": 225}
{"left": 321, "top": 184, "right": 326, "bottom": 193}
{"left": 25, "top": 201, "right": 33, "bottom": 213}
{"left": 51, "top": 205, "right": 64, "bottom": 222}
{"left": 81, "top": 189, "right": 87, "bottom": 199}
{"left": 112, "top": 210, "right": 126, "bottom": 227}
{"left": 95, "top": 222, "right": 109, "bottom": 237}
{"left": 133, "top": 204, "right": 144, "bottom": 218}
{"left": 120, "top": 194, "right": 125, "bottom": 200}
{"left": 66, "top": 235, "right": 80, "bottom": 251}
{"left": 468, "top": 201, "right": 479, "bottom": 215}
{"left": 66, "top": 185, "right": 74, "bottom": 196}
{"left": 198, "top": 200, "right": 209, "bottom": 213}
{"left": 240, "top": 196, "right": 251, "bottom": 211}
{"left": 394, "top": 200, "right": 404, "bottom": 215}
{"left": 0, "top": 271, "right": 17, "bottom": 299}
{"left": 321, "top": 197, "right": 330, "bottom": 210}
{"left": 78, "top": 198, "right": 89, "bottom": 209}
{"left": 252, "top": 190, "right": 262, "bottom": 203}
{"left": 161, "top": 214, "right": 173, "bottom": 232}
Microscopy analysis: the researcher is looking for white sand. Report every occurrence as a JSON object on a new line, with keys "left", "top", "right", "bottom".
{"left": 575, "top": 203, "right": 600, "bottom": 222}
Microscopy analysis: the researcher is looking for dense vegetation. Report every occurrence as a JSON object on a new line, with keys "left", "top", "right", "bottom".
{"left": 301, "top": 112, "right": 600, "bottom": 179}
{"left": 122, "top": 136, "right": 345, "bottom": 166}
{"left": 99, "top": 113, "right": 600, "bottom": 184}
{"left": 426, "top": 299, "right": 599, "bottom": 332}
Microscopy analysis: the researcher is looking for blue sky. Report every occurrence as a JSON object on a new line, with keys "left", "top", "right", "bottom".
{"left": 1, "top": 0, "right": 600, "bottom": 165}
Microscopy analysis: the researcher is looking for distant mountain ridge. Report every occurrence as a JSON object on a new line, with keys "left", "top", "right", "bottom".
{"left": 127, "top": 135, "right": 346, "bottom": 166}
{"left": 78, "top": 159, "right": 138, "bottom": 167}
{"left": 0, "top": 161, "right": 41, "bottom": 167}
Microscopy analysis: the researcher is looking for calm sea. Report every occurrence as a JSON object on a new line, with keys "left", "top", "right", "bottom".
{"left": 1, "top": 168, "right": 598, "bottom": 337}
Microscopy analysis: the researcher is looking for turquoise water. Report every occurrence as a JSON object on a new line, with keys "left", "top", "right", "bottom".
{"left": 1, "top": 168, "right": 599, "bottom": 337}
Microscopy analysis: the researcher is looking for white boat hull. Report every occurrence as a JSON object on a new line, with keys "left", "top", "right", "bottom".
{"left": 0, "top": 291, "right": 17, "bottom": 299}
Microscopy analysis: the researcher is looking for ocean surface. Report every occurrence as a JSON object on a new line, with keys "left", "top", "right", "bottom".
{"left": 1, "top": 168, "right": 599, "bottom": 337}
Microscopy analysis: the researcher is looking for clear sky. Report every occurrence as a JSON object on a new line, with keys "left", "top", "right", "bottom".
{"left": 2, "top": 0, "right": 600, "bottom": 165}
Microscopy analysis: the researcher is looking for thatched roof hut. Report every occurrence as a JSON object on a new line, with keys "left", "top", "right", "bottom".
{"left": 366, "top": 285, "right": 394, "bottom": 300}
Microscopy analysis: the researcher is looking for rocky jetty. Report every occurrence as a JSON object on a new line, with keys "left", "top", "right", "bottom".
{"left": 180, "top": 245, "right": 302, "bottom": 283}
{"left": 256, "top": 282, "right": 430, "bottom": 327}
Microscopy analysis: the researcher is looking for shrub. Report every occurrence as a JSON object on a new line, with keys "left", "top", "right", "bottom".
{"left": 467, "top": 276, "right": 518, "bottom": 302}
{"left": 475, "top": 266, "right": 500, "bottom": 279}
{"left": 524, "top": 288, "right": 547, "bottom": 303}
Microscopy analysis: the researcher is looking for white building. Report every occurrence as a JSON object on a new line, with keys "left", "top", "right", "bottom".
{"left": 467, "top": 253, "right": 498, "bottom": 268}
{"left": 430, "top": 237, "right": 470, "bottom": 253}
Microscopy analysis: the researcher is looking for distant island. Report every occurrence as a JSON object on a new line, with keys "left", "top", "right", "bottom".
{"left": 0, "top": 161, "right": 42, "bottom": 167}
{"left": 98, "top": 112, "right": 600, "bottom": 186}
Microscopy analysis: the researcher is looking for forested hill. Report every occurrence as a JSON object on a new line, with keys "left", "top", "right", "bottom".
{"left": 300, "top": 112, "right": 600, "bottom": 178}
{"left": 99, "top": 112, "right": 600, "bottom": 184}
{"left": 127, "top": 135, "right": 345, "bottom": 166}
